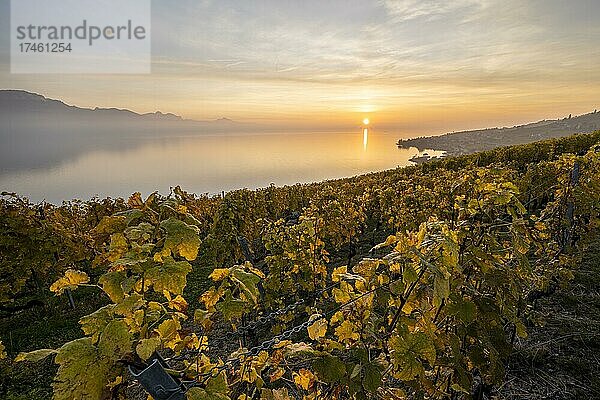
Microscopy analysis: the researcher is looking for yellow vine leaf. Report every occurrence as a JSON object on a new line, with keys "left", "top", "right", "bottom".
{"left": 156, "top": 318, "right": 182, "bottom": 350}
{"left": 307, "top": 318, "right": 327, "bottom": 340}
{"left": 79, "top": 305, "right": 115, "bottom": 343}
{"left": 50, "top": 269, "right": 90, "bottom": 295}
{"left": 93, "top": 215, "right": 127, "bottom": 236}
{"left": 98, "top": 270, "right": 126, "bottom": 303}
{"left": 108, "top": 233, "right": 128, "bottom": 262}
{"left": 165, "top": 291, "right": 188, "bottom": 312}
{"left": 335, "top": 320, "right": 359, "bottom": 342}
{"left": 0, "top": 341, "right": 6, "bottom": 359}
{"left": 98, "top": 320, "right": 133, "bottom": 360}
{"left": 209, "top": 268, "right": 230, "bottom": 281}
{"left": 246, "top": 264, "right": 266, "bottom": 279}
{"left": 353, "top": 259, "right": 378, "bottom": 280}
{"left": 332, "top": 266, "right": 347, "bottom": 282}
{"left": 107, "top": 375, "right": 123, "bottom": 390}
{"left": 127, "top": 192, "right": 144, "bottom": 208}
{"left": 332, "top": 281, "right": 352, "bottom": 304}
{"left": 293, "top": 369, "right": 315, "bottom": 390}
{"left": 200, "top": 286, "right": 225, "bottom": 310}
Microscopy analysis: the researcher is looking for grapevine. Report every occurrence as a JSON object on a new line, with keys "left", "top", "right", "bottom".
{"left": 1, "top": 132, "right": 599, "bottom": 400}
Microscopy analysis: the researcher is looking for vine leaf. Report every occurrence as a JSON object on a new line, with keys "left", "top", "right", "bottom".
{"left": 94, "top": 215, "right": 127, "bottom": 236}
{"left": 156, "top": 318, "right": 182, "bottom": 350}
{"left": 433, "top": 269, "right": 450, "bottom": 307}
{"left": 447, "top": 299, "right": 477, "bottom": 323}
{"left": 216, "top": 290, "right": 246, "bottom": 321}
{"left": 231, "top": 267, "right": 261, "bottom": 303}
{"left": 363, "top": 363, "right": 383, "bottom": 393}
{"left": 389, "top": 332, "right": 436, "bottom": 381}
{"left": 53, "top": 338, "right": 111, "bottom": 400}
{"left": 50, "top": 269, "right": 90, "bottom": 295}
{"left": 80, "top": 305, "right": 115, "bottom": 343}
{"left": 136, "top": 337, "right": 161, "bottom": 361}
{"left": 98, "top": 270, "right": 127, "bottom": 303}
{"left": 15, "top": 348, "right": 57, "bottom": 363}
{"left": 335, "top": 320, "right": 360, "bottom": 342}
{"left": 98, "top": 320, "right": 133, "bottom": 359}
{"left": 269, "top": 367, "right": 286, "bottom": 383}
{"left": 209, "top": 268, "right": 230, "bottom": 281}
{"left": 261, "top": 388, "right": 293, "bottom": 400}
{"left": 186, "top": 372, "right": 229, "bottom": 400}
{"left": 164, "top": 291, "right": 188, "bottom": 312}
{"left": 145, "top": 257, "right": 192, "bottom": 295}
{"left": 108, "top": 233, "right": 129, "bottom": 262}
{"left": 160, "top": 217, "right": 201, "bottom": 261}
{"left": 206, "top": 371, "right": 229, "bottom": 394}
{"left": 307, "top": 318, "right": 327, "bottom": 340}
{"left": 293, "top": 369, "right": 316, "bottom": 390}
{"left": 312, "top": 355, "right": 345, "bottom": 383}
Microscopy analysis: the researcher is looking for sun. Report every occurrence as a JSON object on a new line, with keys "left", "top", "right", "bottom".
{"left": 363, "top": 118, "right": 370, "bottom": 125}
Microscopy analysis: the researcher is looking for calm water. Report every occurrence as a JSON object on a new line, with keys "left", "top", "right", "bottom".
{"left": 0, "top": 130, "right": 434, "bottom": 203}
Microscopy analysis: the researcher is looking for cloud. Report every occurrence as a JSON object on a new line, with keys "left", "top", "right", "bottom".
{"left": 1, "top": 0, "right": 599, "bottom": 125}
{"left": 380, "top": 0, "right": 485, "bottom": 22}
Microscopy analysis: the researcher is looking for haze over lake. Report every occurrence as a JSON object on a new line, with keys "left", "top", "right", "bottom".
{"left": 0, "top": 91, "right": 439, "bottom": 203}
{"left": 0, "top": 130, "right": 429, "bottom": 203}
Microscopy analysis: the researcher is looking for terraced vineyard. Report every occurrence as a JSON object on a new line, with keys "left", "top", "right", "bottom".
{"left": 1, "top": 131, "right": 599, "bottom": 399}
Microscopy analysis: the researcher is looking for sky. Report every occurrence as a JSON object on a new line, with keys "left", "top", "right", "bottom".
{"left": 1, "top": 0, "right": 599, "bottom": 134}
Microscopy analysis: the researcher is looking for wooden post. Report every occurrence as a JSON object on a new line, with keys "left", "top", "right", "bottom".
{"left": 66, "top": 289, "right": 75, "bottom": 309}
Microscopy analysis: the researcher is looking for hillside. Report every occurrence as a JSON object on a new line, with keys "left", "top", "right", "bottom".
{"left": 1, "top": 132, "right": 599, "bottom": 399}
{"left": 398, "top": 110, "right": 600, "bottom": 156}
{"left": 0, "top": 90, "right": 238, "bottom": 124}
{"left": 0, "top": 90, "right": 251, "bottom": 171}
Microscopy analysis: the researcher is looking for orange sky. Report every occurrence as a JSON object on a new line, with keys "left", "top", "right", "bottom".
{"left": 1, "top": 0, "right": 599, "bottom": 135}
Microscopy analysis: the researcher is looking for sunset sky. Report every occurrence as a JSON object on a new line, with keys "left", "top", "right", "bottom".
{"left": 1, "top": 0, "right": 599, "bottom": 134}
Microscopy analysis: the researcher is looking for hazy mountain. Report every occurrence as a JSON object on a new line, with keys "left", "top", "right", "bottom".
{"left": 398, "top": 110, "right": 600, "bottom": 156}
{"left": 0, "top": 90, "right": 252, "bottom": 172}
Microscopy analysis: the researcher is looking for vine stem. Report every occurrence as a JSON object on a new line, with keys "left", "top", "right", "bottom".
{"left": 386, "top": 251, "right": 429, "bottom": 334}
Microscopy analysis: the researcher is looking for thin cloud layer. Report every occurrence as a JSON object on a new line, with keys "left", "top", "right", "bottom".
{"left": 0, "top": 0, "right": 598, "bottom": 131}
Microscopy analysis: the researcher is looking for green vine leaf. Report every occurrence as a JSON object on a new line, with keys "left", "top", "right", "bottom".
{"left": 98, "top": 270, "right": 127, "bottom": 303}
{"left": 160, "top": 217, "right": 201, "bottom": 261}
{"left": 389, "top": 332, "right": 436, "bottom": 381}
{"left": 80, "top": 305, "right": 115, "bottom": 343}
{"left": 53, "top": 338, "right": 111, "bottom": 400}
{"left": 136, "top": 337, "right": 161, "bottom": 361}
{"left": 312, "top": 355, "right": 346, "bottom": 383}
{"left": 98, "top": 320, "right": 132, "bottom": 360}
{"left": 145, "top": 256, "right": 192, "bottom": 295}
{"left": 363, "top": 363, "right": 383, "bottom": 393}
{"left": 15, "top": 348, "right": 57, "bottom": 363}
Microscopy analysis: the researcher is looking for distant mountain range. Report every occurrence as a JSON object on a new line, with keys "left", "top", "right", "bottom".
{"left": 0, "top": 89, "right": 244, "bottom": 126}
{"left": 0, "top": 90, "right": 254, "bottom": 172}
{"left": 398, "top": 110, "right": 600, "bottom": 156}
{"left": 3, "top": 89, "right": 600, "bottom": 173}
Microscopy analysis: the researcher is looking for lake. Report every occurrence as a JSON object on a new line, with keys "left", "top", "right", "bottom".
{"left": 0, "top": 130, "right": 434, "bottom": 203}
